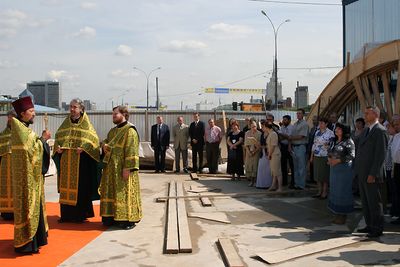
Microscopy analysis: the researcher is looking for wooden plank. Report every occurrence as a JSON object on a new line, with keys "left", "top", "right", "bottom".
{"left": 352, "top": 78, "right": 367, "bottom": 111}
{"left": 176, "top": 182, "right": 192, "bottom": 253}
{"left": 165, "top": 181, "right": 179, "bottom": 254}
{"left": 218, "top": 238, "right": 245, "bottom": 267}
{"left": 369, "top": 74, "right": 385, "bottom": 111}
{"left": 381, "top": 71, "right": 393, "bottom": 120}
{"left": 155, "top": 188, "right": 312, "bottom": 202}
{"left": 361, "top": 76, "right": 373, "bottom": 106}
{"left": 345, "top": 52, "right": 350, "bottom": 83}
{"left": 200, "top": 197, "right": 213, "bottom": 207}
{"left": 190, "top": 172, "right": 199, "bottom": 180}
{"left": 188, "top": 212, "right": 230, "bottom": 224}
{"left": 257, "top": 236, "right": 365, "bottom": 264}
{"left": 197, "top": 173, "right": 232, "bottom": 179}
{"left": 222, "top": 110, "right": 227, "bottom": 134}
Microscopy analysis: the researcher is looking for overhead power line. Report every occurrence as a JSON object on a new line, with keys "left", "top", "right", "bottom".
{"left": 157, "top": 65, "right": 342, "bottom": 97}
{"left": 249, "top": 0, "right": 341, "bottom": 6}
{"left": 216, "top": 66, "right": 342, "bottom": 87}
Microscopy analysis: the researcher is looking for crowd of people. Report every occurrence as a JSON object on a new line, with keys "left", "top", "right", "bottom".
{"left": 152, "top": 108, "right": 399, "bottom": 239}
{"left": 1, "top": 97, "right": 400, "bottom": 255}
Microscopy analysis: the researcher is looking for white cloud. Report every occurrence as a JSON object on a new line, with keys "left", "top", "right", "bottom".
{"left": 73, "top": 26, "right": 96, "bottom": 39}
{"left": 0, "top": 9, "right": 27, "bottom": 28}
{"left": 160, "top": 40, "right": 207, "bottom": 54}
{"left": 80, "top": 2, "right": 97, "bottom": 10}
{"left": 110, "top": 69, "right": 136, "bottom": 79}
{"left": 0, "top": 60, "right": 17, "bottom": 69}
{"left": 47, "top": 70, "right": 79, "bottom": 82}
{"left": 0, "top": 9, "right": 51, "bottom": 38}
{"left": 0, "top": 9, "right": 27, "bottom": 37}
{"left": 27, "top": 18, "right": 54, "bottom": 28}
{"left": 207, "top": 23, "right": 254, "bottom": 39}
{"left": 115, "top": 45, "right": 133, "bottom": 56}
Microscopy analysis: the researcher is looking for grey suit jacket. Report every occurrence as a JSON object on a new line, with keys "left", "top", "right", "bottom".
{"left": 354, "top": 123, "right": 388, "bottom": 183}
{"left": 173, "top": 123, "right": 189, "bottom": 150}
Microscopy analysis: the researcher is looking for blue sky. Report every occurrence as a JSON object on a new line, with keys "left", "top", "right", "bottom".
{"left": 0, "top": 0, "right": 343, "bottom": 110}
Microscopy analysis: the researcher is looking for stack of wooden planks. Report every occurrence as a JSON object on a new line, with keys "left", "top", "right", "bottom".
{"left": 164, "top": 181, "right": 192, "bottom": 254}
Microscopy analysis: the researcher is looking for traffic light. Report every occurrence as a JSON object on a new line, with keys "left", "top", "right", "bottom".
{"left": 232, "top": 102, "right": 238, "bottom": 110}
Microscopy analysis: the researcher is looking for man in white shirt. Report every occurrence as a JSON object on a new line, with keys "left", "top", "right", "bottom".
{"left": 278, "top": 115, "right": 294, "bottom": 187}
{"left": 205, "top": 119, "right": 222, "bottom": 174}
{"left": 289, "top": 109, "right": 309, "bottom": 190}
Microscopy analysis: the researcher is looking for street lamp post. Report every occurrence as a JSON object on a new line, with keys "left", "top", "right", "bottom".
{"left": 261, "top": 10, "right": 290, "bottom": 110}
{"left": 133, "top": 66, "right": 161, "bottom": 110}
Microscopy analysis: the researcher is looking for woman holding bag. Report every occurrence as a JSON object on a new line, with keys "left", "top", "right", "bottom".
{"left": 227, "top": 121, "right": 244, "bottom": 180}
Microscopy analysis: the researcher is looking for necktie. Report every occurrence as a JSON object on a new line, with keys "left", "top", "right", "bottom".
{"left": 158, "top": 124, "right": 161, "bottom": 141}
{"left": 365, "top": 127, "right": 370, "bottom": 137}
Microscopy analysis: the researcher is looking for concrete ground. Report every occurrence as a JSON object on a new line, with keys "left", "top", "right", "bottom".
{"left": 43, "top": 172, "right": 400, "bottom": 267}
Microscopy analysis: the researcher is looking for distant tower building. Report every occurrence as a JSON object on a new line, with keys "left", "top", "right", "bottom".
{"left": 83, "top": 100, "right": 91, "bottom": 111}
{"left": 27, "top": 81, "right": 60, "bottom": 109}
{"left": 266, "top": 68, "right": 282, "bottom": 104}
{"left": 82, "top": 100, "right": 97, "bottom": 111}
{"left": 294, "top": 82, "right": 309, "bottom": 108}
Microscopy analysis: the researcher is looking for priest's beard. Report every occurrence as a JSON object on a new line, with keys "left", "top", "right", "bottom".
{"left": 114, "top": 117, "right": 125, "bottom": 125}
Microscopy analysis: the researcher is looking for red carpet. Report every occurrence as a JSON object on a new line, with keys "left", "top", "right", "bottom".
{"left": 0, "top": 203, "right": 106, "bottom": 267}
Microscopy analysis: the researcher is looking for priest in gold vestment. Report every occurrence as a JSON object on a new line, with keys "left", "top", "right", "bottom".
{"left": 54, "top": 98, "right": 100, "bottom": 223}
{"left": 11, "top": 96, "right": 51, "bottom": 253}
{"left": 100, "top": 106, "right": 142, "bottom": 229}
{"left": 0, "top": 110, "right": 16, "bottom": 220}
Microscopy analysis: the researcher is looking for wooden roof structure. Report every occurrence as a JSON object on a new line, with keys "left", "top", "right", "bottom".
{"left": 307, "top": 40, "right": 400, "bottom": 123}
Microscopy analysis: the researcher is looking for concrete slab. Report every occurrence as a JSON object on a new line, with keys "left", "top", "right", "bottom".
{"left": 39, "top": 172, "right": 400, "bottom": 267}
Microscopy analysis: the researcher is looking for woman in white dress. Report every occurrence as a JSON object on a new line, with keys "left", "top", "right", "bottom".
{"left": 256, "top": 121, "right": 272, "bottom": 188}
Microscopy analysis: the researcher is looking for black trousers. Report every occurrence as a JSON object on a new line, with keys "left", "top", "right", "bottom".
{"left": 206, "top": 142, "right": 219, "bottom": 173}
{"left": 359, "top": 177, "right": 384, "bottom": 234}
{"left": 390, "top": 164, "right": 400, "bottom": 216}
{"left": 192, "top": 145, "right": 204, "bottom": 172}
{"left": 280, "top": 143, "right": 294, "bottom": 186}
{"left": 154, "top": 146, "right": 166, "bottom": 171}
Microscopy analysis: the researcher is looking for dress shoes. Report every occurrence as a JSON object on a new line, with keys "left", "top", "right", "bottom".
{"left": 117, "top": 222, "right": 135, "bottom": 230}
{"left": 356, "top": 227, "right": 370, "bottom": 233}
{"left": 366, "top": 231, "right": 382, "bottom": 238}
{"left": 183, "top": 168, "right": 189, "bottom": 174}
{"left": 154, "top": 170, "right": 160, "bottom": 173}
{"left": 311, "top": 194, "right": 321, "bottom": 198}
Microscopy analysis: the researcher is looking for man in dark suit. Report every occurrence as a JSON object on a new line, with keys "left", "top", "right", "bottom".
{"left": 327, "top": 112, "right": 338, "bottom": 132}
{"left": 189, "top": 112, "right": 205, "bottom": 173}
{"left": 354, "top": 106, "right": 388, "bottom": 238}
{"left": 151, "top": 116, "right": 170, "bottom": 173}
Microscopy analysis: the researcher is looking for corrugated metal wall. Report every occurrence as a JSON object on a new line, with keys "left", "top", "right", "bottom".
{"left": 345, "top": 0, "right": 400, "bottom": 63}
{"left": 0, "top": 110, "right": 297, "bottom": 141}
